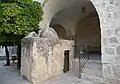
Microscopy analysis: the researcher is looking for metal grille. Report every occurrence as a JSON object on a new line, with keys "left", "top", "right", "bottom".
{"left": 74, "top": 45, "right": 89, "bottom": 78}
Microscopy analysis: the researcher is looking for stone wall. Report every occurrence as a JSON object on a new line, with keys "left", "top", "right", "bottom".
{"left": 22, "top": 0, "right": 120, "bottom": 84}
{"left": 21, "top": 37, "right": 74, "bottom": 84}
{"left": 21, "top": 38, "right": 33, "bottom": 82}
{"left": 92, "top": 0, "right": 120, "bottom": 83}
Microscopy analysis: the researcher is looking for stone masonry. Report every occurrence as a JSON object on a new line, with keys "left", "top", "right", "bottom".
{"left": 21, "top": 29, "right": 74, "bottom": 84}
{"left": 92, "top": 0, "right": 120, "bottom": 83}
{"left": 22, "top": 0, "right": 120, "bottom": 84}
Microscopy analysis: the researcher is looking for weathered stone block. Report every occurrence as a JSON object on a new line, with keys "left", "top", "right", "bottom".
{"left": 112, "top": 64, "right": 120, "bottom": 79}
{"left": 114, "top": 10, "right": 120, "bottom": 18}
{"left": 115, "top": 28, "right": 120, "bottom": 35}
{"left": 103, "top": 29, "right": 115, "bottom": 37}
{"left": 103, "top": 64, "right": 120, "bottom": 83}
{"left": 103, "top": 38, "right": 107, "bottom": 46}
{"left": 103, "top": 48, "right": 115, "bottom": 55}
{"left": 116, "top": 46, "right": 120, "bottom": 55}
{"left": 109, "top": 37, "right": 118, "bottom": 44}
{"left": 103, "top": 63, "right": 114, "bottom": 77}
{"left": 115, "top": 56, "right": 120, "bottom": 64}
{"left": 102, "top": 55, "right": 114, "bottom": 64}
{"left": 21, "top": 37, "right": 74, "bottom": 84}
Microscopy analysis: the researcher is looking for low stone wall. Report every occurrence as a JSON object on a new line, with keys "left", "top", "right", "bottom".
{"left": 21, "top": 37, "right": 74, "bottom": 84}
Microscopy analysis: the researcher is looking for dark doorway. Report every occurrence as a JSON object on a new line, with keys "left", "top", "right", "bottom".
{"left": 63, "top": 50, "right": 69, "bottom": 73}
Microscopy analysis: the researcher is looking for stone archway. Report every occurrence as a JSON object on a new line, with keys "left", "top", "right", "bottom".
{"left": 21, "top": 0, "right": 120, "bottom": 83}
{"left": 40, "top": 0, "right": 120, "bottom": 83}
{"left": 46, "top": 0, "right": 103, "bottom": 80}
{"left": 47, "top": 1, "right": 102, "bottom": 56}
{"left": 40, "top": 0, "right": 102, "bottom": 29}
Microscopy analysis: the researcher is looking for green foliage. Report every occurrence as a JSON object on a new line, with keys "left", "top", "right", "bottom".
{"left": 0, "top": 0, "right": 32, "bottom": 3}
{"left": 0, "top": 0, "right": 43, "bottom": 45}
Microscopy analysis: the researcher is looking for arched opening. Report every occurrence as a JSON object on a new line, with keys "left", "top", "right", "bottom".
{"left": 50, "top": 24, "right": 67, "bottom": 39}
{"left": 75, "top": 12, "right": 101, "bottom": 61}
{"left": 49, "top": 0, "right": 101, "bottom": 73}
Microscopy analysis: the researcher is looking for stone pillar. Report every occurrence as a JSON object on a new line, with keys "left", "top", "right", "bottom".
{"left": 92, "top": 0, "right": 120, "bottom": 83}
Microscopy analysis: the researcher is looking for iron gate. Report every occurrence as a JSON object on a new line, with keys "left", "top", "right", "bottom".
{"left": 74, "top": 45, "right": 89, "bottom": 78}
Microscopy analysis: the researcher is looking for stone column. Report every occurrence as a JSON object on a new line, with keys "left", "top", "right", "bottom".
{"left": 92, "top": 0, "right": 120, "bottom": 83}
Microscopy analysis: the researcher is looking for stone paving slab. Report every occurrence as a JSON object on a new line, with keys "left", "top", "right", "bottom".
{"left": 0, "top": 61, "right": 30, "bottom": 84}
{"left": 0, "top": 60, "right": 104, "bottom": 84}
{"left": 46, "top": 71, "right": 104, "bottom": 84}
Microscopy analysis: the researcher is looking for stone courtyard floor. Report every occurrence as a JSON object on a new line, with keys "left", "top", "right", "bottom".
{"left": 46, "top": 71, "right": 95, "bottom": 84}
{"left": 0, "top": 60, "right": 101, "bottom": 84}
{"left": 0, "top": 61, "right": 30, "bottom": 84}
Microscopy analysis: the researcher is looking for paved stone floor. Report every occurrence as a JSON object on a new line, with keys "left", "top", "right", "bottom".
{"left": 0, "top": 61, "right": 30, "bottom": 84}
{"left": 0, "top": 53, "right": 102, "bottom": 84}
{"left": 46, "top": 71, "right": 98, "bottom": 84}
{"left": 0, "top": 60, "right": 98, "bottom": 84}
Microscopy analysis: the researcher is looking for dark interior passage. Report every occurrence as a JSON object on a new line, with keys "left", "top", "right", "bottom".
{"left": 89, "top": 52, "right": 101, "bottom": 61}
{"left": 75, "top": 14, "right": 101, "bottom": 61}
{"left": 63, "top": 50, "right": 69, "bottom": 73}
